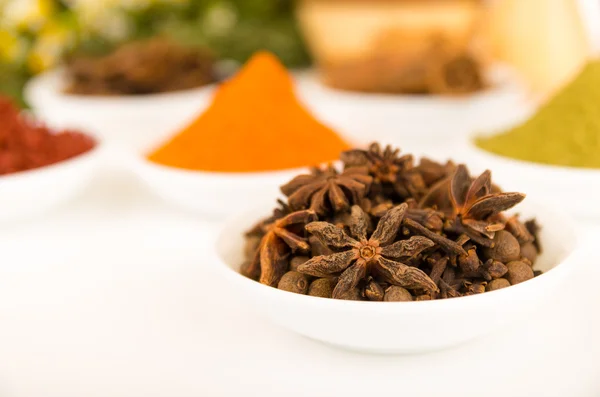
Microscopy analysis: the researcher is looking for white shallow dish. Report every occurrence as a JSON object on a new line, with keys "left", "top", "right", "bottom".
{"left": 129, "top": 154, "right": 306, "bottom": 218}
{"left": 295, "top": 66, "right": 528, "bottom": 149}
{"left": 468, "top": 142, "right": 600, "bottom": 219}
{"left": 0, "top": 144, "right": 102, "bottom": 221}
{"left": 24, "top": 70, "right": 215, "bottom": 152}
{"left": 213, "top": 199, "right": 579, "bottom": 354}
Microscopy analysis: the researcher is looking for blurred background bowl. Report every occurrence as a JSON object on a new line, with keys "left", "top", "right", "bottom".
{"left": 0, "top": 143, "right": 102, "bottom": 221}
{"left": 129, "top": 153, "right": 308, "bottom": 218}
{"left": 296, "top": 66, "right": 528, "bottom": 152}
{"left": 24, "top": 70, "right": 215, "bottom": 152}
{"left": 213, "top": 198, "right": 579, "bottom": 354}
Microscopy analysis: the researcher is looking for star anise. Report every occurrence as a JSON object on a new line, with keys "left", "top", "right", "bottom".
{"left": 280, "top": 165, "right": 372, "bottom": 216}
{"left": 447, "top": 165, "right": 525, "bottom": 239}
{"left": 341, "top": 142, "right": 426, "bottom": 199}
{"left": 414, "top": 157, "right": 456, "bottom": 187}
{"left": 241, "top": 210, "right": 317, "bottom": 286}
{"left": 297, "top": 204, "right": 437, "bottom": 299}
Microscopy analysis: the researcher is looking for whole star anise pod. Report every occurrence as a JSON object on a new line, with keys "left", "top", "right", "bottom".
{"left": 242, "top": 210, "right": 317, "bottom": 286}
{"left": 297, "top": 204, "right": 437, "bottom": 299}
{"left": 341, "top": 142, "right": 426, "bottom": 199}
{"left": 447, "top": 165, "right": 525, "bottom": 239}
{"left": 280, "top": 165, "right": 372, "bottom": 216}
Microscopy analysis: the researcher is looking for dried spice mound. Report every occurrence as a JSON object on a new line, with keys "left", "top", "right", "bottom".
{"left": 64, "top": 37, "right": 216, "bottom": 96}
{"left": 241, "top": 142, "right": 543, "bottom": 301}
{"left": 475, "top": 60, "right": 600, "bottom": 168}
{"left": 148, "top": 52, "right": 350, "bottom": 172}
{"left": 0, "top": 97, "right": 95, "bottom": 175}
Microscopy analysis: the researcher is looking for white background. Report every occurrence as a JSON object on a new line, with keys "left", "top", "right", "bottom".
{"left": 0, "top": 171, "right": 597, "bottom": 397}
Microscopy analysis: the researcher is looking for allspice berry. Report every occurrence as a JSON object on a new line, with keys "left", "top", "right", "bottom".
{"left": 487, "top": 260, "right": 508, "bottom": 279}
{"left": 278, "top": 271, "right": 309, "bottom": 294}
{"left": 384, "top": 286, "right": 413, "bottom": 302}
{"left": 483, "top": 230, "right": 520, "bottom": 263}
{"left": 308, "top": 278, "right": 334, "bottom": 298}
{"left": 486, "top": 278, "right": 510, "bottom": 291}
{"left": 506, "top": 261, "right": 534, "bottom": 285}
{"left": 520, "top": 242, "right": 538, "bottom": 263}
{"left": 364, "top": 280, "right": 385, "bottom": 301}
{"left": 290, "top": 256, "right": 309, "bottom": 272}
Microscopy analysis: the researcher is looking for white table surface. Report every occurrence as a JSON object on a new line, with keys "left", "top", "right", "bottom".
{"left": 0, "top": 169, "right": 598, "bottom": 397}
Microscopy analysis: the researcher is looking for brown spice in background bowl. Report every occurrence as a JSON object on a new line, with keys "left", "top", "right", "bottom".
{"left": 63, "top": 37, "right": 216, "bottom": 96}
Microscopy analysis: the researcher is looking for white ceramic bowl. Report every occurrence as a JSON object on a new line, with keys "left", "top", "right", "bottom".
{"left": 24, "top": 70, "right": 215, "bottom": 152}
{"left": 295, "top": 67, "right": 528, "bottom": 151}
{"left": 213, "top": 199, "right": 579, "bottom": 354}
{"left": 129, "top": 153, "right": 307, "bottom": 218}
{"left": 0, "top": 144, "right": 102, "bottom": 221}
{"left": 467, "top": 142, "right": 600, "bottom": 219}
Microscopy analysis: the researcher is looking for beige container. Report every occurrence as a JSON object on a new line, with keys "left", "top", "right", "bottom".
{"left": 485, "top": 0, "right": 591, "bottom": 96}
{"left": 297, "top": 0, "right": 485, "bottom": 93}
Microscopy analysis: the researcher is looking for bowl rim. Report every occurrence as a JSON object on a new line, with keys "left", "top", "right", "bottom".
{"left": 468, "top": 139, "right": 600, "bottom": 176}
{"left": 24, "top": 69, "right": 217, "bottom": 108}
{"left": 212, "top": 198, "right": 580, "bottom": 313}
{"left": 0, "top": 140, "right": 103, "bottom": 184}
{"left": 129, "top": 151, "right": 344, "bottom": 181}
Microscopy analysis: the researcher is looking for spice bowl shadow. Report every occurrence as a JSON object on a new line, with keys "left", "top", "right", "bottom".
{"left": 0, "top": 143, "right": 103, "bottom": 222}
{"left": 467, "top": 141, "right": 600, "bottom": 219}
{"left": 212, "top": 199, "right": 580, "bottom": 354}
{"left": 128, "top": 155, "right": 312, "bottom": 218}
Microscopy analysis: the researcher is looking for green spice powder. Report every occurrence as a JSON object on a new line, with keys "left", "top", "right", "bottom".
{"left": 476, "top": 60, "right": 600, "bottom": 168}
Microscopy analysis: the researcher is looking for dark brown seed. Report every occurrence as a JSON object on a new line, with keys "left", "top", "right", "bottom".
{"left": 415, "top": 294, "right": 432, "bottom": 301}
{"left": 308, "top": 278, "right": 335, "bottom": 298}
{"left": 458, "top": 247, "right": 480, "bottom": 273}
{"left": 486, "top": 260, "right": 508, "bottom": 279}
{"left": 289, "top": 256, "right": 309, "bottom": 272}
{"left": 384, "top": 286, "right": 413, "bottom": 301}
{"left": 277, "top": 271, "right": 310, "bottom": 294}
{"left": 520, "top": 242, "right": 538, "bottom": 263}
{"left": 486, "top": 278, "right": 510, "bottom": 291}
{"left": 466, "top": 281, "right": 486, "bottom": 294}
{"left": 506, "top": 261, "right": 534, "bottom": 285}
{"left": 483, "top": 230, "right": 520, "bottom": 263}
{"left": 364, "top": 280, "right": 385, "bottom": 301}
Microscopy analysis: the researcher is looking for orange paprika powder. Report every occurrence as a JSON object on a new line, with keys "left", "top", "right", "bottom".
{"left": 148, "top": 51, "right": 350, "bottom": 172}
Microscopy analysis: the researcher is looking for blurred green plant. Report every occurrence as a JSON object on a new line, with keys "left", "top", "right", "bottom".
{"left": 0, "top": 0, "right": 310, "bottom": 104}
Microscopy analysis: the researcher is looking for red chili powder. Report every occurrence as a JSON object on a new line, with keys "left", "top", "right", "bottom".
{"left": 0, "top": 97, "right": 95, "bottom": 175}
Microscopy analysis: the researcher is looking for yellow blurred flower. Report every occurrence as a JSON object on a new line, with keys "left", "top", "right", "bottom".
{"left": 0, "top": 28, "right": 28, "bottom": 63}
{"left": 2, "top": 0, "right": 54, "bottom": 32}
{"left": 26, "top": 21, "right": 74, "bottom": 73}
